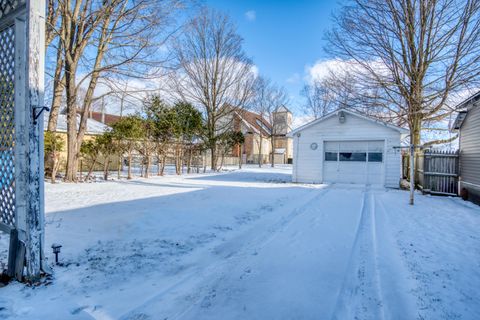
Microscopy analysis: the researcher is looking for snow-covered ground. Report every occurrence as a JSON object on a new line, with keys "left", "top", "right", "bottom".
{"left": 1, "top": 166, "right": 480, "bottom": 320}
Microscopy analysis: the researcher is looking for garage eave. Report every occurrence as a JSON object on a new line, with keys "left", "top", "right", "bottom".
{"left": 287, "top": 108, "right": 409, "bottom": 137}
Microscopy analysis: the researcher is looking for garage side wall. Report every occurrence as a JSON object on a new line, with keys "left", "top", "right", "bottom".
{"left": 292, "top": 114, "right": 402, "bottom": 188}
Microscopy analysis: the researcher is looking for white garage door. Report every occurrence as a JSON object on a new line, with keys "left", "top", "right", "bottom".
{"left": 323, "top": 141, "right": 384, "bottom": 185}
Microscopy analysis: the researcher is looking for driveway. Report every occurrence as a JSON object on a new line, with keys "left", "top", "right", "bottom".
{"left": 120, "top": 182, "right": 480, "bottom": 320}
{"left": 162, "top": 185, "right": 416, "bottom": 320}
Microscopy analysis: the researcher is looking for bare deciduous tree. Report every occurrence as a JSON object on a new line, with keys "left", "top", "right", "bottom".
{"left": 326, "top": 0, "right": 480, "bottom": 148}
{"left": 251, "top": 76, "right": 289, "bottom": 167}
{"left": 171, "top": 8, "right": 256, "bottom": 171}
{"left": 47, "top": 0, "right": 187, "bottom": 182}
{"left": 301, "top": 78, "right": 336, "bottom": 119}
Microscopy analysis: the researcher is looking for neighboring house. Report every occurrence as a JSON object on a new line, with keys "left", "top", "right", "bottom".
{"left": 87, "top": 111, "right": 121, "bottom": 126}
{"left": 49, "top": 114, "right": 112, "bottom": 136}
{"left": 87, "top": 109, "right": 294, "bottom": 166}
{"left": 451, "top": 91, "right": 480, "bottom": 204}
{"left": 272, "top": 106, "right": 294, "bottom": 164}
{"left": 44, "top": 114, "right": 112, "bottom": 171}
{"left": 228, "top": 108, "right": 293, "bottom": 165}
{"left": 288, "top": 108, "right": 408, "bottom": 187}
{"left": 232, "top": 109, "right": 273, "bottom": 164}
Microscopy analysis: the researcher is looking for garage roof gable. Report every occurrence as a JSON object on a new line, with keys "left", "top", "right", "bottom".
{"left": 288, "top": 108, "right": 409, "bottom": 137}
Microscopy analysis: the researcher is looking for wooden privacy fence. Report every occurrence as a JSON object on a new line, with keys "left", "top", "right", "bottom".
{"left": 404, "top": 150, "right": 459, "bottom": 196}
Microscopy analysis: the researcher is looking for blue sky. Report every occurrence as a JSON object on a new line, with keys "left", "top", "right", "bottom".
{"left": 205, "top": 0, "right": 341, "bottom": 115}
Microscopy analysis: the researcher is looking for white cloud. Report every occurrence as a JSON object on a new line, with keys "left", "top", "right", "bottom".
{"left": 245, "top": 10, "right": 256, "bottom": 21}
{"left": 305, "top": 58, "right": 394, "bottom": 85}
{"left": 286, "top": 73, "right": 301, "bottom": 84}
{"left": 305, "top": 58, "right": 351, "bottom": 84}
{"left": 251, "top": 65, "right": 260, "bottom": 78}
{"left": 292, "top": 114, "right": 315, "bottom": 130}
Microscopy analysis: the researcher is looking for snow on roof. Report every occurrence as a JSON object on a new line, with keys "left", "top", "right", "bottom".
{"left": 234, "top": 109, "right": 272, "bottom": 137}
{"left": 239, "top": 118, "right": 260, "bottom": 134}
{"left": 87, "top": 111, "right": 121, "bottom": 125}
{"left": 45, "top": 114, "right": 111, "bottom": 135}
{"left": 287, "top": 108, "right": 408, "bottom": 137}
{"left": 451, "top": 111, "right": 468, "bottom": 131}
{"left": 452, "top": 91, "right": 480, "bottom": 130}
{"left": 453, "top": 90, "right": 480, "bottom": 111}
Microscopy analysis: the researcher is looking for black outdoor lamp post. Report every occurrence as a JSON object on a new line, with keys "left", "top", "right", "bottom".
{"left": 51, "top": 243, "right": 62, "bottom": 265}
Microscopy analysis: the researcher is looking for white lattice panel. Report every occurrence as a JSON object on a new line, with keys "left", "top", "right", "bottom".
{"left": 0, "top": 24, "right": 15, "bottom": 229}
{"left": 0, "top": 0, "right": 25, "bottom": 19}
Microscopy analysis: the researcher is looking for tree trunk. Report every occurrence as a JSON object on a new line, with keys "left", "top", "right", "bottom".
{"left": 238, "top": 144, "right": 242, "bottom": 169}
{"left": 47, "top": 41, "right": 64, "bottom": 132}
{"left": 145, "top": 154, "right": 151, "bottom": 178}
{"left": 175, "top": 145, "right": 182, "bottom": 175}
{"left": 48, "top": 80, "right": 64, "bottom": 131}
{"left": 117, "top": 156, "right": 122, "bottom": 180}
{"left": 219, "top": 151, "right": 225, "bottom": 171}
{"left": 203, "top": 150, "right": 207, "bottom": 173}
{"left": 103, "top": 158, "right": 110, "bottom": 181}
{"left": 411, "top": 117, "right": 422, "bottom": 147}
{"left": 210, "top": 144, "right": 217, "bottom": 171}
{"left": 127, "top": 152, "right": 133, "bottom": 179}
{"left": 258, "top": 136, "right": 263, "bottom": 168}
{"left": 50, "top": 152, "right": 59, "bottom": 184}
{"left": 85, "top": 158, "right": 97, "bottom": 182}
{"left": 64, "top": 56, "right": 78, "bottom": 182}
{"left": 411, "top": 114, "right": 423, "bottom": 187}
{"left": 271, "top": 135, "right": 275, "bottom": 167}
{"left": 160, "top": 154, "right": 166, "bottom": 176}
{"left": 64, "top": 131, "right": 78, "bottom": 182}
{"left": 187, "top": 148, "right": 193, "bottom": 174}
{"left": 79, "top": 160, "right": 83, "bottom": 180}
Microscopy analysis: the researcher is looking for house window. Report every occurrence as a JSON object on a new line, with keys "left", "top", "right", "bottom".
{"left": 339, "top": 152, "right": 367, "bottom": 162}
{"left": 325, "top": 152, "right": 338, "bottom": 161}
{"left": 368, "top": 152, "right": 383, "bottom": 162}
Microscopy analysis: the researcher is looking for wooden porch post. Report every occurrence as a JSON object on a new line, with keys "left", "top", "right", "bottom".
{"left": 18, "top": 0, "right": 46, "bottom": 282}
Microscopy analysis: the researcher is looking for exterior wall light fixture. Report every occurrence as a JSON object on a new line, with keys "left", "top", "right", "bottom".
{"left": 338, "top": 111, "right": 346, "bottom": 123}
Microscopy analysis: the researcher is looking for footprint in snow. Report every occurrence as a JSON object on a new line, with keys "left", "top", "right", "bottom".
{"left": 126, "top": 313, "right": 151, "bottom": 320}
{"left": 200, "top": 289, "right": 217, "bottom": 308}
{"left": 71, "top": 305, "right": 89, "bottom": 315}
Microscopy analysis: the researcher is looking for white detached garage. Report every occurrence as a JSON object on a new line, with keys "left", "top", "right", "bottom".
{"left": 288, "top": 109, "right": 408, "bottom": 188}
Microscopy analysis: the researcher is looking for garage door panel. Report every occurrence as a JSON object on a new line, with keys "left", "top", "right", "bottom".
{"left": 339, "top": 141, "right": 368, "bottom": 152}
{"left": 367, "top": 162, "right": 383, "bottom": 184}
{"left": 338, "top": 162, "right": 367, "bottom": 183}
{"left": 323, "top": 140, "right": 384, "bottom": 186}
{"left": 323, "top": 161, "right": 338, "bottom": 182}
{"left": 324, "top": 141, "right": 338, "bottom": 152}
{"left": 367, "top": 141, "right": 384, "bottom": 152}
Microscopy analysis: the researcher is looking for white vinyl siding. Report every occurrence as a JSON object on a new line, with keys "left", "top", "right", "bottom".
{"left": 459, "top": 103, "right": 480, "bottom": 186}
{"left": 458, "top": 102, "right": 480, "bottom": 202}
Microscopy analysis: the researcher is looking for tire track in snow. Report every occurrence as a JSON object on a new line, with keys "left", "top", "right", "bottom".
{"left": 174, "top": 185, "right": 365, "bottom": 320}
{"left": 118, "top": 186, "right": 331, "bottom": 320}
{"left": 374, "top": 193, "right": 423, "bottom": 319}
{"left": 170, "top": 187, "right": 334, "bottom": 320}
{"left": 331, "top": 187, "right": 385, "bottom": 320}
